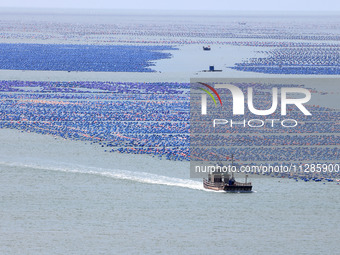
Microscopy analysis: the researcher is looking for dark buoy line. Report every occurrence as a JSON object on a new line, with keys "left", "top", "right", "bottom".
{"left": 0, "top": 80, "right": 338, "bottom": 177}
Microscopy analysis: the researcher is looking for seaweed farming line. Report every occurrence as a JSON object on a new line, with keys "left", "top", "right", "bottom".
{"left": 0, "top": 81, "right": 338, "bottom": 163}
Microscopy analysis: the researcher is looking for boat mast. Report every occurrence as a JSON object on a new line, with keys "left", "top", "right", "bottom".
{"left": 231, "top": 154, "right": 234, "bottom": 180}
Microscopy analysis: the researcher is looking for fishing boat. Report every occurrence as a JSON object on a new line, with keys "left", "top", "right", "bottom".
{"left": 203, "top": 156, "right": 252, "bottom": 192}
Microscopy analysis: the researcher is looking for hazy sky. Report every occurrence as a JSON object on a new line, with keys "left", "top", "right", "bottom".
{"left": 1, "top": 0, "right": 340, "bottom": 11}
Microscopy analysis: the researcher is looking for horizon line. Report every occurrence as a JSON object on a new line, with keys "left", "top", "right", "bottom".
{"left": 1, "top": 7, "right": 340, "bottom": 14}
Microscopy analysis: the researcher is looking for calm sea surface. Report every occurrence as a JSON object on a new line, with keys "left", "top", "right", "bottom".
{"left": 0, "top": 129, "right": 339, "bottom": 254}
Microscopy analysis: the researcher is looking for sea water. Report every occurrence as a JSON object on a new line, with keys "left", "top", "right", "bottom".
{"left": 0, "top": 129, "right": 339, "bottom": 254}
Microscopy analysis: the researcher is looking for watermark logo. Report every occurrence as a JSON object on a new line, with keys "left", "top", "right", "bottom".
{"left": 198, "top": 83, "right": 311, "bottom": 116}
{"left": 197, "top": 82, "right": 222, "bottom": 113}
{"left": 189, "top": 78, "right": 338, "bottom": 179}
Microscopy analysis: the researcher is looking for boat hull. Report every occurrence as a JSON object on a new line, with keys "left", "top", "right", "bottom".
{"left": 203, "top": 179, "right": 252, "bottom": 192}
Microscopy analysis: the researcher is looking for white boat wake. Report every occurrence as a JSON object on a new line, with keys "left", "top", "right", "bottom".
{"left": 0, "top": 160, "right": 216, "bottom": 192}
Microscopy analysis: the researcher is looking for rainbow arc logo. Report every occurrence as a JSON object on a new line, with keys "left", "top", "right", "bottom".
{"left": 198, "top": 82, "right": 222, "bottom": 107}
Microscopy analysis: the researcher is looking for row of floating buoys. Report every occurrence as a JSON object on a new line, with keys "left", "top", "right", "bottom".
{"left": 0, "top": 43, "right": 177, "bottom": 72}
{"left": 232, "top": 47, "right": 340, "bottom": 75}
{"left": 0, "top": 80, "right": 338, "bottom": 166}
{"left": 191, "top": 147, "right": 339, "bottom": 161}
{"left": 0, "top": 80, "right": 190, "bottom": 161}
{"left": 2, "top": 17, "right": 340, "bottom": 46}
{"left": 191, "top": 134, "right": 339, "bottom": 146}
